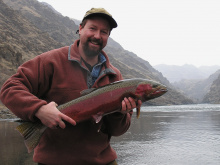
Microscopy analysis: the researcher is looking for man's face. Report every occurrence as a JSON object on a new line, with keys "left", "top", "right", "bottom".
{"left": 79, "top": 16, "right": 111, "bottom": 58}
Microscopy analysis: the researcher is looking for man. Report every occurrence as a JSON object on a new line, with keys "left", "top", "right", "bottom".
{"left": 0, "top": 8, "right": 141, "bottom": 165}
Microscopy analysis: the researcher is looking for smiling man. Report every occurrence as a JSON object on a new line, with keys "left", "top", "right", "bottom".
{"left": 0, "top": 8, "right": 141, "bottom": 165}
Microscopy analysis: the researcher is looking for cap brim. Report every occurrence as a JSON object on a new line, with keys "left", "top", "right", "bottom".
{"left": 84, "top": 13, "right": 117, "bottom": 28}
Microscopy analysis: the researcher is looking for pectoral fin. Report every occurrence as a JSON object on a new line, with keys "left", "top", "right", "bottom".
{"left": 92, "top": 112, "right": 104, "bottom": 123}
{"left": 136, "top": 107, "right": 140, "bottom": 118}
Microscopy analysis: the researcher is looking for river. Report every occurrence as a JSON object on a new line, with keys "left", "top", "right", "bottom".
{"left": 0, "top": 104, "right": 220, "bottom": 165}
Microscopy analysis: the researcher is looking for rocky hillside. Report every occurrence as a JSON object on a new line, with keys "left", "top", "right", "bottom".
{"left": 203, "top": 71, "right": 220, "bottom": 104}
{"left": 0, "top": 0, "right": 61, "bottom": 87}
{"left": 172, "top": 70, "right": 220, "bottom": 103}
{"left": 0, "top": 0, "right": 193, "bottom": 112}
{"left": 2, "top": 0, "right": 79, "bottom": 45}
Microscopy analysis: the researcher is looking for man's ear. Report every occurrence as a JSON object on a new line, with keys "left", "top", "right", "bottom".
{"left": 79, "top": 25, "right": 83, "bottom": 35}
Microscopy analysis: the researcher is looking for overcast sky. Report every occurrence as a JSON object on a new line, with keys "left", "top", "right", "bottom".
{"left": 38, "top": 0, "right": 220, "bottom": 67}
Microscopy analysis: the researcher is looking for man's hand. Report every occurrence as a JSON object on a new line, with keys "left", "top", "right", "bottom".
{"left": 121, "top": 97, "right": 142, "bottom": 114}
{"left": 35, "top": 101, "right": 76, "bottom": 129}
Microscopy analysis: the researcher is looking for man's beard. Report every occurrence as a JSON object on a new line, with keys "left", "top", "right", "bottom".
{"left": 82, "top": 38, "right": 103, "bottom": 58}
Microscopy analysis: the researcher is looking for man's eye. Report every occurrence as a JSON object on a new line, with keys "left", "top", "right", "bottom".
{"left": 102, "top": 31, "right": 108, "bottom": 35}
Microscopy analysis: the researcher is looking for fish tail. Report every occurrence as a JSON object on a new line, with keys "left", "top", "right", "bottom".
{"left": 136, "top": 107, "right": 140, "bottom": 118}
{"left": 16, "top": 121, "right": 47, "bottom": 153}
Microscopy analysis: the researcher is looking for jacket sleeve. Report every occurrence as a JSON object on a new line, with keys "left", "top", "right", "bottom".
{"left": 102, "top": 110, "right": 133, "bottom": 136}
{"left": 0, "top": 56, "right": 49, "bottom": 121}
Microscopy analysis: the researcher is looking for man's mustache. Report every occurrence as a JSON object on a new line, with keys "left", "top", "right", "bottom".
{"left": 89, "top": 38, "right": 103, "bottom": 46}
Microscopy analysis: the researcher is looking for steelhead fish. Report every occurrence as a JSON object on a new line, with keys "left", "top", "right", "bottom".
{"left": 16, "top": 78, "right": 167, "bottom": 153}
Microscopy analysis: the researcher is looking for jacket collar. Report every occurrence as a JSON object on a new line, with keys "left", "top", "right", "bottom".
{"left": 68, "top": 39, "right": 116, "bottom": 75}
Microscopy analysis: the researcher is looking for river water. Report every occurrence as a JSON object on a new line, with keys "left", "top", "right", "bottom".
{"left": 0, "top": 104, "right": 220, "bottom": 165}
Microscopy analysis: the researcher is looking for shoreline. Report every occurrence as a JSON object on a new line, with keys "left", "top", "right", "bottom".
{"left": 0, "top": 109, "right": 17, "bottom": 119}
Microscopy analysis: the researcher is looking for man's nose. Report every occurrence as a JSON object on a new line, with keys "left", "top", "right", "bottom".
{"left": 94, "top": 31, "right": 101, "bottom": 39}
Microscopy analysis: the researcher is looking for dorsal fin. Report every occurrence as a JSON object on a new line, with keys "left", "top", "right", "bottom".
{"left": 80, "top": 88, "right": 97, "bottom": 96}
{"left": 80, "top": 80, "right": 125, "bottom": 96}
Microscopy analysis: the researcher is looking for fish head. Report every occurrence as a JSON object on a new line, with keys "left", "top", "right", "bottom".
{"left": 135, "top": 80, "right": 167, "bottom": 102}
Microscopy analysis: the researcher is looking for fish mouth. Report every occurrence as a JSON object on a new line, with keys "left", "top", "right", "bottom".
{"left": 149, "top": 87, "right": 168, "bottom": 97}
{"left": 156, "top": 87, "right": 168, "bottom": 94}
{"left": 160, "top": 88, "right": 168, "bottom": 93}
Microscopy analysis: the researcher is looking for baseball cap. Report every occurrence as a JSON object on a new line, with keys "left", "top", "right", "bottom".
{"left": 82, "top": 8, "right": 117, "bottom": 28}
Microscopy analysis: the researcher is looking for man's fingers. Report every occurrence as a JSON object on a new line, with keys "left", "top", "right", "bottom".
{"left": 121, "top": 100, "right": 126, "bottom": 111}
{"left": 128, "top": 97, "right": 136, "bottom": 109}
{"left": 54, "top": 115, "right": 76, "bottom": 129}
{"left": 124, "top": 97, "right": 131, "bottom": 110}
{"left": 124, "top": 97, "right": 136, "bottom": 110}
{"left": 58, "top": 120, "right": 66, "bottom": 129}
{"left": 51, "top": 101, "right": 58, "bottom": 107}
{"left": 61, "top": 114, "right": 76, "bottom": 126}
{"left": 121, "top": 97, "right": 137, "bottom": 113}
